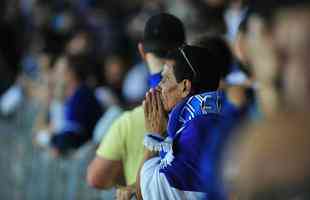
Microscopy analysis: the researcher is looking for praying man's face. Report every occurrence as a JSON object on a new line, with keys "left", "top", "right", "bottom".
{"left": 159, "top": 60, "right": 188, "bottom": 112}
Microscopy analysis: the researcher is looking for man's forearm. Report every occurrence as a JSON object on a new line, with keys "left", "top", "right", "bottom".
{"left": 87, "top": 156, "right": 125, "bottom": 189}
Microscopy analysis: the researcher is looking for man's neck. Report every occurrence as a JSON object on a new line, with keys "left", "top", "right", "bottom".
{"left": 145, "top": 53, "right": 164, "bottom": 75}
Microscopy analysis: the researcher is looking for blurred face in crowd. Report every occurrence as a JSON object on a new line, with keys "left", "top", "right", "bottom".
{"left": 245, "top": 15, "right": 279, "bottom": 86}
{"left": 63, "top": 58, "right": 75, "bottom": 85}
{"left": 50, "top": 56, "right": 68, "bottom": 100}
{"left": 222, "top": 8, "right": 310, "bottom": 200}
{"left": 273, "top": 8, "right": 310, "bottom": 110}
{"left": 159, "top": 60, "right": 190, "bottom": 112}
{"left": 66, "top": 32, "right": 91, "bottom": 55}
{"left": 244, "top": 15, "right": 281, "bottom": 115}
{"left": 103, "top": 56, "right": 126, "bottom": 88}
{"left": 223, "top": 113, "right": 310, "bottom": 200}
{"left": 234, "top": 31, "right": 250, "bottom": 65}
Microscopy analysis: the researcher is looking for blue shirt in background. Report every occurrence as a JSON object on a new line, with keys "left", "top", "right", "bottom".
{"left": 51, "top": 85, "right": 103, "bottom": 153}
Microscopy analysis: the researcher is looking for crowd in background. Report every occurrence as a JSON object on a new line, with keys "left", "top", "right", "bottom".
{"left": 0, "top": 0, "right": 247, "bottom": 155}
{"left": 0, "top": 0, "right": 310, "bottom": 199}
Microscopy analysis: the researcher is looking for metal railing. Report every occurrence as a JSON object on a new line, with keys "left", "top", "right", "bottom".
{"left": 0, "top": 100, "right": 114, "bottom": 200}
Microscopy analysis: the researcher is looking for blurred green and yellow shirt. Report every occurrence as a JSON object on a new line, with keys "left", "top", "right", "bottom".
{"left": 96, "top": 106, "right": 145, "bottom": 185}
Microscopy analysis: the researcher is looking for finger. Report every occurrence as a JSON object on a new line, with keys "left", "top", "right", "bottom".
{"left": 123, "top": 190, "right": 131, "bottom": 200}
{"left": 116, "top": 189, "right": 120, "bottom": 200}
{"left": 119, "top": 191, "right": 124, "bottom": 200}
{"left": 154, "top": 86, "right": 161, "bottom": 93}
{"left": 145, "top": 92, "right": 151, "bottom": 115}
{"left": 121, "top": 189, "right": 131, "bottom": 200}
{"left": 143, "top": 100, "right": 146, "bottom": 115}
{"left": 155, "top": 90, "right": 164, "bottom": 112}
{"left": 150, "top": 89, "right": 157, "bottom": 112}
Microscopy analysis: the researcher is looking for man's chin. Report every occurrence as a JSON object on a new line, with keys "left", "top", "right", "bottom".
{"left": 163, "top": 104, "right": 171, "bottom": 112}
{"left": 164, "top": 102, "right": 176, "bottom": 113}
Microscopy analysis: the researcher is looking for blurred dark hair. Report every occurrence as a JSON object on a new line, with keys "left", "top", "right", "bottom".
{"left": 66, "top": 54, "right": 91, "bottom": 82}
{"left": 191, "top": 34, "right": 233, "bottom": 78}
{"left": 166, "top": 45, "right": 222, "bottom": 93}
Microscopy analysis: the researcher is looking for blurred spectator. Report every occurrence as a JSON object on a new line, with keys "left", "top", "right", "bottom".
{"left": 191, "top": 34, "right": 251, "bottom": 199}
{"left": 3, "top": 0, "right": 310, "bottom": 199}
{"left": 95, "top": 53, "right": 130, "bottom": 108}
{"left": 222, "top": 1, "right": 310, "bottom": 200}
{"left": 224, "top": 112, "right": 310, "bottom": 200}
{"left": 235, "top": 0, "right": 281, "bottom": 117}
{"left": 49, "top": 54, "right": 103, "bottom": 156}
{"left": 273, "top": 1, "right": 310, "bottom": 111}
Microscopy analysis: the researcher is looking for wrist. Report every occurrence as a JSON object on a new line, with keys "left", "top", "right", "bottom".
{"left": 143, "top": 133, "right": 171, "bottom": 153}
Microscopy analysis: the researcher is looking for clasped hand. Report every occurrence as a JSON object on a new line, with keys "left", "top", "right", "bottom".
{"left": 143, "top": 88, "right": 167, "bottom": 137}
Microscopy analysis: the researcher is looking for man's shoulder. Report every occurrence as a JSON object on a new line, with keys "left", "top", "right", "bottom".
{"left": 121, "top": 105, "right": 143, "bottom": 119}
{"left": 189, "top": 114, "right": 221, "bottom": 126}
{"left": 112, "top": 105, "right": 144, "bottom": 129}
{"left": 180, "top": 114, "right": 222, "bottom": 137}
{"left": 129, "top": 105, "right": 144, "bottom": 117}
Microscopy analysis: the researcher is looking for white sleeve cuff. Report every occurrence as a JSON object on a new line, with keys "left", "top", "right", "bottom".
{"left": 143, "top": 134, "right": 172, "bottom": 152}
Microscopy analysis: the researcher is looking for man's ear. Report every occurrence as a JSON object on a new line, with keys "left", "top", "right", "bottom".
{"left": 138, "top": 42, "right": 146, "bottom": 60}
{"left": 181, "top": 79, "right": 192, "bottom": 98}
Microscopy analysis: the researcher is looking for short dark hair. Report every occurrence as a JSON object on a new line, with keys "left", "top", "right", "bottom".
{"left": 143, "top": 13, "right": 185, "bottom": 57}
{"left": 191, "top": 34, "right": 233, "bottom": 78}
{"left": 166, "top": 45, "right": 222, "bottom": 93}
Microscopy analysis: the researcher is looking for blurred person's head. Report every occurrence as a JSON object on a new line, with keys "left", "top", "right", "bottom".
{"left": 223, "top": 112, "right": 310, "bottom": 200}
{"left": 273, "top": 1, "right": 310, "bottom": 111}
{"left": 159, "top": 45, "right": 223, "bottom": 112}
{"left": 66, "top": 31, "right": 94, "bottom": 56}
{"left": 192, "top": 34, "right": 252, "bottom": 108}
{"left": 236, "top": 2, "right": 279, "bottom": 83}
{"left": 138, "top": 13, "right": 186, "bottom": 73}
{"left": 102, "top": 54, "right": 129, "bottom": 90}
{"left": 235, "top": 1, "right": 282, "bottom": 116}
{"left": 221, "top": 3, "right": 310, "bottom": 200}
